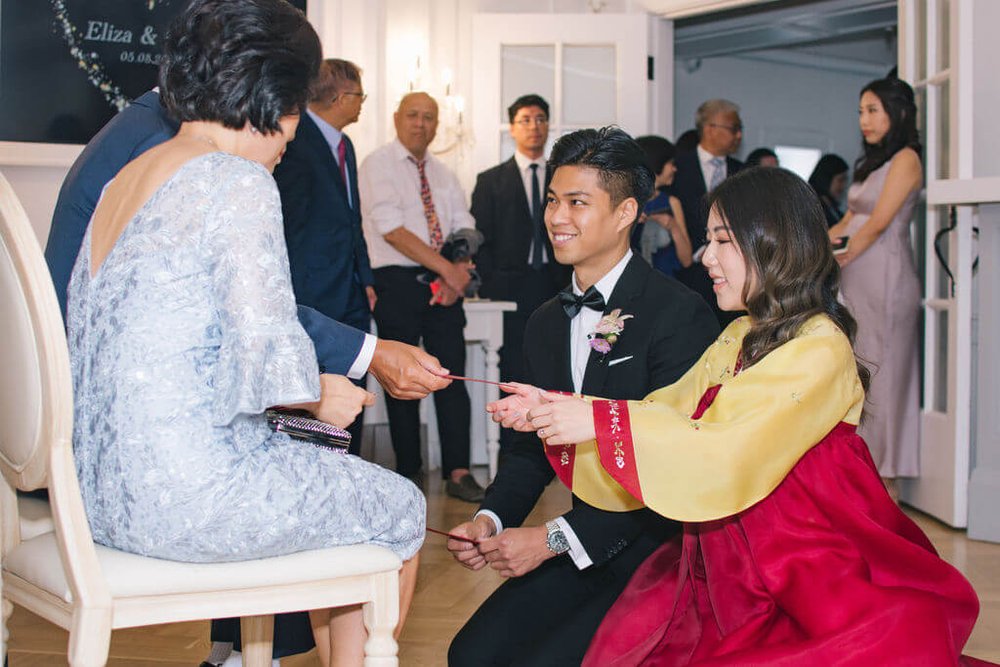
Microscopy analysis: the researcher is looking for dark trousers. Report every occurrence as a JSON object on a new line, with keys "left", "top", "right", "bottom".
{"left": 209, "top": 613, "right": 313, "bottom": 658}
{"left": 447, "top": 536, "right": 658, "bottom": 667}
{"left": 373, "top": 266, "right": 471, "bottom": 478}
{"left": 496, "top": 266, "right": 562, "bottom": 448}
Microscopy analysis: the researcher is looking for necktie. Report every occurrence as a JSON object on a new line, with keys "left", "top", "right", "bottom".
{"left": 558, "top": 285, "right": 606, "bottom": 319}
{"left": 708, "top": 156, "right": 726, "bottom": 191}
{"left": 409, "top": 156, "right": 444, "bottom": 251}
{"left": 530, "top": 163, "right": 545, "bottom": 270}
{"left": 336, "top": 139, "right": 351, "bottom": 207}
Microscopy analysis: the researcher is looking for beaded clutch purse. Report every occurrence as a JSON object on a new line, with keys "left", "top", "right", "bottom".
{"left": 265, "top": 408, "right": 351, "bottom": 451}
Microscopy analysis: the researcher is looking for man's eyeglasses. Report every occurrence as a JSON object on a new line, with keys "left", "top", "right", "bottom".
{"left": 709, "top": 122, "right": 742, "bottom": 134}
{"left": 338, "top": 91, "right": 367, "bottom": 103}
{"left": 514, "top": 116, "right": 549, "bottom": 127}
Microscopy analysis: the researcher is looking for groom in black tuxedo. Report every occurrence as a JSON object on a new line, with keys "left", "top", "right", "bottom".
{"left": 447, "top": 128, "right": 719, "bottom": 665}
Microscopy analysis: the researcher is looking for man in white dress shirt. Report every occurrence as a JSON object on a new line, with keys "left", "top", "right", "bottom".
{"left": 359, "top": 92, "right": 484, "bottom": 502}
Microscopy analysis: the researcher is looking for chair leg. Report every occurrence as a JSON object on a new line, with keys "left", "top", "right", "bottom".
{"left": 240, "top": 615, "right": 274, "bottom": 667}
{"left": 362, "top": 571, "right": 400, "bottom": 667}
{"left": 2, "top": 596, "right": 11, "bottom": 664}
{"left": 68, "top": 607, "right": 112, "bottom": 666}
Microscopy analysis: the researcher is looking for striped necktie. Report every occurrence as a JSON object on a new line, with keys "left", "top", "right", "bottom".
{"left": 708, "top": 156, "right": 726, "bottom": 191}
{"left": 409, "top": 156, "right": 444, "bottom": 251}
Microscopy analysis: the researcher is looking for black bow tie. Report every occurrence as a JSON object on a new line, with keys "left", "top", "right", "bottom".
{"left": 558, "top": 285, "right": 606, "bottom": 319}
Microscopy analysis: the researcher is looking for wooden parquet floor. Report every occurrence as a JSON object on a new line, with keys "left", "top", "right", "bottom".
{"left": 6, "top": 473, "right": 999, "bottom": 665}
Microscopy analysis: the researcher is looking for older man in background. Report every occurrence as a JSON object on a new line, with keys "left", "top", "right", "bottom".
{"left": 671, "top": 98, "right": 744, "bottom": 325}
{"left": 274, "top": 58, "right": 375, "bottom": 454}
{"left": 360, "top": 92, "right": 484, "bottom": 502}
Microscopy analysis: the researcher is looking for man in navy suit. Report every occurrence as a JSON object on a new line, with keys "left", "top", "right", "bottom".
{"left": 671, "top": 98, "right": 744, "bottom": 325}
{"left": 44, "top": 88, "right": 450, "bottom": 666}
{"left": 273, "top": 59, "right": 374, "bottom": 453}
{"left": 471, "top": 95, "right": 571, "bottom": 430}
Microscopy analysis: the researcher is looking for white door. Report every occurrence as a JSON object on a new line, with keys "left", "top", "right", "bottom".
{"left": 897, "top": 0, "right": 973, "bottom": 527}
{"left": 470, "top": 13, "right": 673, "bottom": 174}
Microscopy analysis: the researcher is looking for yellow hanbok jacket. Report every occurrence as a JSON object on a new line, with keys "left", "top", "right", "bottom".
{"left": 545, "top": 314, "right": 866, "bottom": 522}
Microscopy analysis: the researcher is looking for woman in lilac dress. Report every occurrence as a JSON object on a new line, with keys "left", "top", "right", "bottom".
{"left": 829, "top": 77, "right": 923, "bottom": 482}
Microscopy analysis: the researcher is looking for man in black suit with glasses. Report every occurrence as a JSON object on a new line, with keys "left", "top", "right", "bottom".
{"left": 471, "top": 95, "right": 571, "bottom": 429}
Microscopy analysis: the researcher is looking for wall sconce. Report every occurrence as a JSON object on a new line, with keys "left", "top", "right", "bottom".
{"left": 432, "top": 68, "right": 472, "bottom": 157}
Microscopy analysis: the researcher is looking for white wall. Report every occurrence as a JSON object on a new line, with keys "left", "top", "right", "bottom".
{"left": 1, "top": 0, "right": 650, "bottom": 247}
{"left": 972, "top": 0, "right": 1000, "bottom": 178}
{"left": 674, "top": 54, "right": 879, "bottom": 173}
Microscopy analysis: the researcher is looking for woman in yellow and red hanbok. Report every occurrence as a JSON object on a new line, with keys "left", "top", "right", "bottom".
{"left": 489, "top": 167, "right": 987, "bottom": 665}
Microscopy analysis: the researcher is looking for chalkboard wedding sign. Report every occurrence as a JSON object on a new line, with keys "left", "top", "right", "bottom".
{"left": 0, "top": 0, "right": 307, "bottom": 145}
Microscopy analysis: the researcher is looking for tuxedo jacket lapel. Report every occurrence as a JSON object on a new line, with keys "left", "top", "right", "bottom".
{"left": 581, "top": 255, "right": 650, "bottom": 395}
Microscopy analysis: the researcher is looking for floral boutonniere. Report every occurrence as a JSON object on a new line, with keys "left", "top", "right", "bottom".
{"left": 588, "top": 308, "right": 633, "bottom": 356}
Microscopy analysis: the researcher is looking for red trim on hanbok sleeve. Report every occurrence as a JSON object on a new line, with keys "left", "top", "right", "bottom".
{"left": 593, "top": 399, "right": 643, "bottom": 503}
{"left": 544, "top": 438, "right": 576, "bottom": 491}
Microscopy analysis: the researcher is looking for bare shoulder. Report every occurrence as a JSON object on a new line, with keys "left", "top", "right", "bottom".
{"left": 891, "top": 147, "right": 922, "bottom": 176}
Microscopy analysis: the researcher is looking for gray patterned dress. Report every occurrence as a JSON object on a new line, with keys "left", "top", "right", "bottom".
{"left": 67, "top": 152, "right": 424, "bottom": 563}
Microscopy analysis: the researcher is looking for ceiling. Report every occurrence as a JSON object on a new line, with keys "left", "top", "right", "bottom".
{"left": 672, "top": 0, "right": 897, "bottom": 77}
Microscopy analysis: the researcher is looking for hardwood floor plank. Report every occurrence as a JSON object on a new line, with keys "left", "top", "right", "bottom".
{"left": 7, "top": 478, "right": 998, "bottom": 665}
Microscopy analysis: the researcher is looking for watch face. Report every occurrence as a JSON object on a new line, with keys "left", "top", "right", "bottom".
{"left": 547, "top": 529, "right": 570, "bottom": 555}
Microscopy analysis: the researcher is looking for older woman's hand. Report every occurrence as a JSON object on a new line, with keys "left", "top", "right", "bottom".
{"left": 311, "top": 374, "right": 375, "bottom": 428}
{"left": 486, "top": 382, "right": 544, "bottom": 431}
{"left": 527, "top": 393, "right": 596, "bottom": 446}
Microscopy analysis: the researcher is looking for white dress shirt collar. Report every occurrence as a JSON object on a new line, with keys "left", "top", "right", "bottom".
{"left": 391, "top": 138, "right": 425, "bottom": 163}
{"left": 513, "top": 150, "right": 546, "bottom": 173}
{"left": 569, "top": 249, "right": 633, "bottom": 394}
{"left": 697, "top": 144, "right": 727, "bottom": 191}
{"left": 572, "top": 249, "right": 633, "bottom": 298}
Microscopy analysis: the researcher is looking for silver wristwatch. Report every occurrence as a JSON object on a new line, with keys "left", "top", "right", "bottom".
{"left": 545, "top": 520, "right": 570, "bottom": 555}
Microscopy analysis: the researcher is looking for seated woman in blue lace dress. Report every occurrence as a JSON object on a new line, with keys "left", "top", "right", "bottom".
{"left": 66, "top": 0, "right": 425, "bottom": 662}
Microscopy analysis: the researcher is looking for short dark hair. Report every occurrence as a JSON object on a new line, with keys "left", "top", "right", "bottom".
{"left": 745, "top": 147, "right": 777, "bottom": 167}
{"left": 707, "top": 166, "right": 868, "bottom": 391}
{"left": 507, "top": 94, "right": 550, "bottom": 123}
{"left": 548, "top": 127, "right": 654, "bottom": 219}
{"left": 310, "top": 58, "right": 362, "bottom": 103}
{"left": 675, "top": 129, "right": 699, "bottom": 154}
{"left": 635, "top": 135, "right": 676, "bottom": 177}
{"left": 808, "top": 153, "right": 849, "bottom": 198}
{"left": 159, "top": 0, "right": 321, "bottom": 134}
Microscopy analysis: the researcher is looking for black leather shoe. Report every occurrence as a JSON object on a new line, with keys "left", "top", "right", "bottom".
{"left": 445, "top": 473, "right": 485, "bottom": 503}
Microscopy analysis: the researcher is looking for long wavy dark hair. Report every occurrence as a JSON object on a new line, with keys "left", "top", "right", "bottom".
{"left": 853, "top": 77, "right": 922, "bottom": 183}
{"left": 706, "top": 167, "right": 870, "bottom": 391}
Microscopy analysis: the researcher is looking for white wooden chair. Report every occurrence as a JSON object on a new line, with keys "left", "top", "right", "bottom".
{"left": 0, "top": 171, "right": 402, "bottom": 666}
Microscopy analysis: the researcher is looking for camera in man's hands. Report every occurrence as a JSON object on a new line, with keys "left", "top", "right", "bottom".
{"left": 417, "top": 228, "right": 484, "bottom": 297}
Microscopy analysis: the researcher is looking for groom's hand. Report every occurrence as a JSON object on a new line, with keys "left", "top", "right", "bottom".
{"left": 447, "top": 516, "right": 495, "bottom": 571}
{"left": 478, "top": 525, "right": 554, "bottom": 578}
{"left": 370, "top": 339, "right": 451, "bottom": 400}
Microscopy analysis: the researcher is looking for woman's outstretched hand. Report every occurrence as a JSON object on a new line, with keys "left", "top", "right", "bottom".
{"left": 486, "top": 382, "right": 545, "bottom": 431}
{"left": 311, "top": 374, "right": 375, "bottom": 428}
{"left": 527, "top": 392, "right": 596, "bottom": 446}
